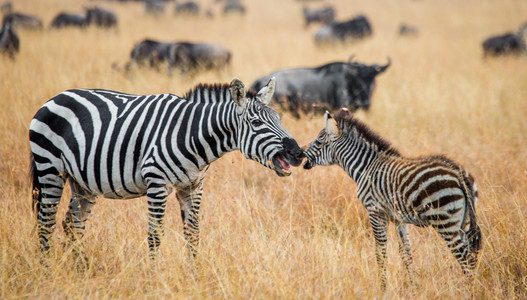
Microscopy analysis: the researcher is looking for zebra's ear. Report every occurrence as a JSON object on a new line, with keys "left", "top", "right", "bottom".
{"left": 230, "top": 77, "right": 247, "bottom": 108}
{"left": 325, "top": 111, "right": 341, "bottom": 140}
{"left": 256, "top": 77, "right": 276, "bottom": 106}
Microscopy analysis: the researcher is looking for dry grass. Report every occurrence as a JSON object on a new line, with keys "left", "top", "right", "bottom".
{"left": 1, "top": 0, "right": 527, "bottom": 298}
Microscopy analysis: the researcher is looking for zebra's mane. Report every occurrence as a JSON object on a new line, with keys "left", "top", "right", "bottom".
{"left": 183, "top": 83, "right": 258, "bottom": 103}
{"left": 334, "top": 110, "right": 401, "bottom": 156}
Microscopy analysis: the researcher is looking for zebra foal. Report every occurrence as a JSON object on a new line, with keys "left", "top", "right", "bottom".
{"left": 29, "top": 77, "right": 304, "bottom": 263}
{"left": 303, "top": 108, "right": 481, "bottom": 288}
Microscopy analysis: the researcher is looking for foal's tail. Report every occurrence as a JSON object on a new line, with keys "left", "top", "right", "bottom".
{"left": 460, "top": 170, "right": 482, "bottom": 253}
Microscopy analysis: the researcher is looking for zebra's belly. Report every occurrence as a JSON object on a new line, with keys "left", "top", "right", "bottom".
{"left": 71, "top": 172, "right": 148, "bottom": 199}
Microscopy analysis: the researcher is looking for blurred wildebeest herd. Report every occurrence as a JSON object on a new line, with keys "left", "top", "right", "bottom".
{"left": 1, "top": 0, "right": 526, "bottom": 114}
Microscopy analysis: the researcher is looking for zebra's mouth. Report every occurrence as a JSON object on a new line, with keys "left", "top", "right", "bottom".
{"left": 272, "top": 154, "right": 292, "bottom": 177}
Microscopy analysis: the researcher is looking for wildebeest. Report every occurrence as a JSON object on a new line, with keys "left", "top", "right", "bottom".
{"left": 50, "top": 13, "right": 86, "bottom": 29}
{"left": 145, "top": 0, "right": 165, "bottom": 16}
{"left": 302, "top": 6, "right": 335, "bottom": 27}
{"left": 315, "top": 15, "right": 372, "bottom": 45}
{"left": 85, "top": 7, "right": 117, "bottom": 28}
{"left": 2, "top": 12, "right": 43, "bottom": 30}
{"left": 223, "top": 0, "right": 246, "bottom": 15}
{"left": 127, "top": 39, "right": 231, "bottom": 75}
{"left": 129, "top": 39, "right": 173, "bottom": 69}
{"left": 171, "top": 42, "right": 231, "bottom": 73}
{"left": 482, "top": 30, "right": 526, "bottom": 57}
{"left": 174, "top": 1, "right": 200, "bottom": 16}
{"left": 398, "top": 23, "right": 419, "bottom": 36}
{"left": 250, "top": 57, "right": 391, "bottom": 117}
{"left": 0, "top": 18, "right": 19, "bottom": 59}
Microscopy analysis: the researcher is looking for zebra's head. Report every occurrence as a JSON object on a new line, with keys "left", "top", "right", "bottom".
{"left": 303, "top": 110, "right": 346, "bottom": 170}
{"left": 230, "top": 77, "right": 304, "bottom": 176}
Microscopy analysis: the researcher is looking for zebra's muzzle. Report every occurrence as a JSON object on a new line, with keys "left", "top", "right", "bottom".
{"left": 303, "top": 159, "right": 313, "bottom": 170}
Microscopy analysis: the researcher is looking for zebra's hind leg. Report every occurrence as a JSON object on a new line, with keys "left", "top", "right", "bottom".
{"left": 368, "top": 210, "right": 389, "bottom": 290}
{"left": 395, "top": 222, "right": 415, "bottom": 286}
{"left": 32, "top": 163, "right": 65, "bottom": 257}
{"left": 62, "top": 180, "right": 96, "bottom": 270}
{"left": 435, "top": 222, "right": 478, "bottom": 283}
{"left": 176, "top": 178, "right": 205, "bottom": 259}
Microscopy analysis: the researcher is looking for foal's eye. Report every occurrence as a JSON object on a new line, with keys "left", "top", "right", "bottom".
{"left": 251, "top": 119, "right": 264, "bottom": 126}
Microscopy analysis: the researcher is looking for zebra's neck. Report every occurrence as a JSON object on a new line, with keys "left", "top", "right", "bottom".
{"left": 168, "top": 100, "right": 241, "bottom": 168}
{"left": 335, "top": 129, "right": 395, "bottom": 182}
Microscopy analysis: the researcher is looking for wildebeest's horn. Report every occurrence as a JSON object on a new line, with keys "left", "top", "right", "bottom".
{"left": 348, "top": 55, "right": 356, "bottom": 64}
{"left": 375, "top": 57, "right": 391, "bottom": 73}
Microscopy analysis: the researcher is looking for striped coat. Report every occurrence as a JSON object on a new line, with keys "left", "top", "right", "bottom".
{"left": 29, "top": 78, "right": 304, "bottom": 263}
{"left": 303, "top": 109, "right": 481, "bottom": 288}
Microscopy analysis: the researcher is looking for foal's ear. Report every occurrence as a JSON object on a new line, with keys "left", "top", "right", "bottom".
{"left": 325, "top": 111, "right": 341, "bottom": 140}
{"left": 230, "top": 77, "right": 247, "bottom": 108}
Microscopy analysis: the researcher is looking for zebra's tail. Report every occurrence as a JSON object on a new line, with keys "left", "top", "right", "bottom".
{"left": 460, "top": 170, "right": 482, "bottom": 253}
{"left": 30, "top": 152, "right": 41, "bottom": 218}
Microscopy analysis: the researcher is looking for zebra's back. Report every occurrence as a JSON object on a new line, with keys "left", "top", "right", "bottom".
{"left": 359, "top": 154, "right": 474, "bottom": 229}
{"left": 29, "top": 89, "right": 186, "bottom": 198}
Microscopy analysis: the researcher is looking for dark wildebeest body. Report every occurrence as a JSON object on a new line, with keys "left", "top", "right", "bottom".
{"left": 171, "top": 42, "right": 231, "bottom": 74}
{"left": 85, "top": 7, "right": 117, "bottom": 28}
{"left": 482, "top": 33, "right": 526, "bottom": 56}
{"left": 303, "top": 6, "right": 335, "bottom": 27}
{"left": 223, "top": 1, "right": 246, "bottom": 15}
{"left": 315, "top": 15, "right": 372, "bottom": 45}
{"left": 2, "top": 12, "right": 43, "bottom": 30}
{"left": 0, "top": 18, "right": 18, "bottom": 58}
{"left": 175, "top": 1, "right": 200, "bottom": 16}
{"left": 145, "top": 0, "right": 165, "bottom": 16}
{"left": 128, "top": 39, "right": 231, "bottom": 74}
{"left": 129, "top": 39, "right": 173, "bottom": 69}
{"left": 250, "top": 58, "right": 390, "bottom": 117}
{"left": 50, "top": 13, "right": 86, "bottom": 29}
{"left": 398, "top": 23, "right": 419, "bottom": 36}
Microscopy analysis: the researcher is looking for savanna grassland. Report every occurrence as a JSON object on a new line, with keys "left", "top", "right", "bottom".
{"left": 1, "top": 0, "right": 527, "bottom": 298}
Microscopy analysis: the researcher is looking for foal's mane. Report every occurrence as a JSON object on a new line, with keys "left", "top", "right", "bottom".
{"left": 334, "top": 110, "right": 401, "bottom": 156}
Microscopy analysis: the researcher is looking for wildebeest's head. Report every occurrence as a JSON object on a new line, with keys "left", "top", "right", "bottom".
{"left": 343, "top": 56, "right": 391, "bottom": 110}
{"left": 230, "top": 77, "right": 304, "bottom": 176}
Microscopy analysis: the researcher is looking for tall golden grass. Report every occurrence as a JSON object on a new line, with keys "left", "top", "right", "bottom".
{"left": 1, "top": 0, "right": 527, "bottom": 298}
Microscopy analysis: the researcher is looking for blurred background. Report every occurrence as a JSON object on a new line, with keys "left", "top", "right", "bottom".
{"left": 1, "top": 0, "right": 526, "bottom": 298}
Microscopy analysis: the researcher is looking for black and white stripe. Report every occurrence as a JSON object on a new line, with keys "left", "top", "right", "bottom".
{"left": 303, "top": 109, "right": 481, "bottom": 288}
{"left": 29, "top": 77, "right": 304, "bottom": 261}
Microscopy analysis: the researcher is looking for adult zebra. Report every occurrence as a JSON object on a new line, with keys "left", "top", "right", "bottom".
{"left": 29, "top": 77, "right": 304, "bottom": 262}
{"left": 303, "top": 109, "right": 481, "bottom": 289}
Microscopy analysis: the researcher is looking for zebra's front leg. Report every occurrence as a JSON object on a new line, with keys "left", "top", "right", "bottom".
{"left": 368, "top": 210, "right": 389, "bottom": 290}
{"left": 63, "top": 181, "right": 96, "bottom": 270}
{"left": 176, "top": 179, "right": 204, "bottom": 259}
{"left": 146, "top": 182, "right": 170, "bottom": 259}
{"left": 395, "top": 222, "right": 414, "bottom": 285}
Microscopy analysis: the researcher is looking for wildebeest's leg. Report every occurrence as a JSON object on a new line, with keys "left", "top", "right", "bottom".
{"left": 395, "top": 222, "right": 414, "bottom": 284}
{"left": 146, "top": 181, "right": 170, "bottom": 259}
{"left": 368, "top": 209, "right": 389, "bottom": 290}
{"left": 63, "top": 180, "right": 96, "bottom": 269}
{"left": 176, "top": 169, "right": 208, "bottom": 259}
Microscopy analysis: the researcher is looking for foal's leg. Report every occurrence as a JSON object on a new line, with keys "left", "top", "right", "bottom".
{"left": 368, "top": 209, "right": 389, "bottom": 290}
{"left": 395, "top": 222, "right": 414, "bottom": 284}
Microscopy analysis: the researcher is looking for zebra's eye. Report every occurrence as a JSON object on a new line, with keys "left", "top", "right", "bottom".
{"left": 251, "top": 119, "right": 264, "bottom": 126}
